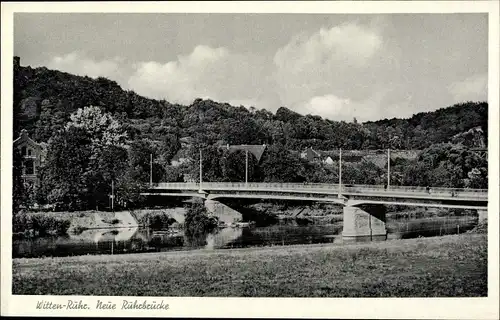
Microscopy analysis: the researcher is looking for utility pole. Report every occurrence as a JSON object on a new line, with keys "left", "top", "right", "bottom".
{"left": 245, "top": 149, "right": 249, "bottom": 185}
{"left": 111, "top": 180, "right": 114, "bottom": 211}
{"left": 338, "top": 148, "right": 342, "bottom": 198}
{"left": 149, "top": 153, "right": 153, "bottom": 187}
{"left": 199, "top": 149, "right": 203, "bottom": 190}
{"left": 387, "top": 148, "right": 391, "bottom": 188}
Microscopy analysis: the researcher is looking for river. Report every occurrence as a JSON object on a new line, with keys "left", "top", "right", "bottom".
{"left": 12, "top": 214, "right": 479, "bottom": 259}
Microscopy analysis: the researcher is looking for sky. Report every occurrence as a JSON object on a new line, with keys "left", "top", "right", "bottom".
{"left": 14, "top": 13, "right": 488, "bottom": 122}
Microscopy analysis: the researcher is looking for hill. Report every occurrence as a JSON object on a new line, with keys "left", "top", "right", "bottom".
{"left": 14, "top": 59, "right": 488, "bottom": 152}
{"left": 12, "top": 59, "right": 489, "bottom": 211}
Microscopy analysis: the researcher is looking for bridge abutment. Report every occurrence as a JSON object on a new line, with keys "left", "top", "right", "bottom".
{"left": 342, "top": 204, "right": 387, "bottom": 242}
{"left": 204, "top": 199, "right": 242, "bottom": 225}
{"left": 477, "top": 209, "right": 488, "bottom": 223}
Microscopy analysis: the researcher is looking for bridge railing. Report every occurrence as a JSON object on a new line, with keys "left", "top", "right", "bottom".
{"left": 343, "top": 184, "right": 488, "bottom": 194}
{"left": 343, "top": 185, "right": 488, "bottom": 200}
{"left": 153, "top": 182, "right": 487, "bottom": 198}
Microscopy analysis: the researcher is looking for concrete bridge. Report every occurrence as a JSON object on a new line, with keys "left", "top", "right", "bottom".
{"left": 142, "top": 182, "right": 488, "bottom": 241}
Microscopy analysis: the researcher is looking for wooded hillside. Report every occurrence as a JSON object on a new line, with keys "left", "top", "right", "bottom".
{"left": 14, "top": 63, "right": 488, "bottom": 152}
{"left": 12, "top": 62, "right": 489, "bottom": 211}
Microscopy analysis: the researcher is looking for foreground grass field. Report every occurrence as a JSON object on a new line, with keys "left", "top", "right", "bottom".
{"left": 12, "top": 233, "right": 487, "bottom": 297}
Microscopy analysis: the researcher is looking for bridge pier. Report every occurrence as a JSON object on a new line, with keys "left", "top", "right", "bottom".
{"left": 204, "top": 199, "right": 242, "bottom": 225}
{"left": 477, "top": 209, "right": 488, "bottom": 223}
{"left": 342, "top": 204, "right": 387, "bottom": 242}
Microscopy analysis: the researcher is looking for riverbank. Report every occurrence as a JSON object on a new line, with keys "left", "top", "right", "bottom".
{"left": 15, "top": 205, "right": 476, "bottom": 237}
{"left": 254, "top": 203, "right": 477, "bottom": 224}
{"left": 12, "top": 233, "right": 487, "bottom": 297}
{"left": 13, "top": 210, "right": 140, "bottom": 238}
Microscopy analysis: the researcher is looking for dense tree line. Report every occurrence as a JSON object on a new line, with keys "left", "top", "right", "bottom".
{"left": 14, "top": 65, "right": 487, "bottom": 152}
{"left": 12, "top": 63, "right": 489, "bottom": 212}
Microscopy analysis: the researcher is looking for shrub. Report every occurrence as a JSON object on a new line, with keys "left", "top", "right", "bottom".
{"left": 102, "top": 218, "right": 122, "bottom": 225}
{"left": 72, "top": 225, "right": 89, "bottom": 235}
{"left": 138, "top": 211, "right": 177, "bottom": 230}
{"left": 13, "top": 211, "right": 71, "bottom": 237}
{"left": 184, "top": 203, "right": 218, "bottom": 237}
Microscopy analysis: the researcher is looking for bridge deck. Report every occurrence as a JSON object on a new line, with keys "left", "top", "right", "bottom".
{"left": 149, "top": 182, "right": 488, "bottom": 202}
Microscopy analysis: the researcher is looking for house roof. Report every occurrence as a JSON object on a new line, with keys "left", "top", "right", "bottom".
{"left": 13, "top": 129, "right": 42, "bottom": 150}
{"left": 225, "top": 144, "right": 267, "bottom": 162}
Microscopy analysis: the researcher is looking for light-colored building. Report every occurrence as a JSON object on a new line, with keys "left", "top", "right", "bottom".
{"left": 301, "top": 147, "right": 323, "bottom": 162}
{"left": 13, "top": 129, "right": 44, "bottom": 188}
{"left": 323, "top": 156, "right": 335, "bottom": 165}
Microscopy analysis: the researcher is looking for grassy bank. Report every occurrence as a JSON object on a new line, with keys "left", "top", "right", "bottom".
{"left": 12, "top": 233, "right": 487, "bottom": 297}
{"left": 13, "top": 210, "right": 141, "bottom": 237}
{"left": 13, "top": 211, "right": 71, "bottom": 237}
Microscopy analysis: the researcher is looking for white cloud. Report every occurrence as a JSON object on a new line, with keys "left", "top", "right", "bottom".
{"left": 301, "top": 94, "right": 355, "bottom": 122}
{"left": 272, "top": 22, "right": 386, "bottom": 114}
{"left": 48, "top": 52, "right": 126, "bottom": 82}
{"left": 128, "top": 45, "right": 270, "bottom": 106}
{"left": 274, "top": 22, "right": 382, "bottom": 72}
{"left": 301, "top": 91, "right": 388, "bottom": 122}
{"left": 448, "top": 73, "right": 488, "bottom": 102}
{"left": 43, "top": 24, "right": 391, "bottom": 121}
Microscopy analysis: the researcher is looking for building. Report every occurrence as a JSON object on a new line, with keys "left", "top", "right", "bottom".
{"left": 301, "top": 147, "right": 323, "bottom": 162}
{"left": 323, "top": 156, "right": 335, "bottom": 165}
{"left": 223, "top": 144, "right": 267, "bottom": 162}
{"left": 13, "top": 129, "right": 44, "bottom": 187}
{"left": 170, "top": 148, "right": 191, "bottom": 167}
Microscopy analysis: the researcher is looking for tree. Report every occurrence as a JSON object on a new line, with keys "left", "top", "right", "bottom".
{"left": 39, "top": 107, "right": 135, "bottom": 210}
{"left": 128, "top": 139, "right": 165, "bottom": 184}
{"left": 13, "top": 148, "right": 27, "bottom": 213}
{"left": 39, "top": 127, "right": 93, "bottom": 210}
{"left": 221, "top": 150, "right": 258, "bottom": 182}
{"left": 258, "top": 144, "right": 305, "bottom": 182}
{"left": 183, "top": 202, "right": 219, "bottom": 247}
{"left": 66, "top": 105, "right": 127, "bottom": 152}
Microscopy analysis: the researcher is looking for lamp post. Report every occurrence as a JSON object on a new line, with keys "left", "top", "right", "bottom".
{"left": 338, "top": 148, "right": 342, "bottom": 198}
{"left": 199, "top": 149, "right": 203, "bottom": 191}
{"left": 387, "top": 148, "right": 391, "bottom": 189}
{"left": 149, "top": 153, "right": 153, "bottom": 187}
{"left": 111, "top": 180, "right": 114, "bottom": 211}
{"left": 245, "top": 149, "right": 249, "bottom": 185}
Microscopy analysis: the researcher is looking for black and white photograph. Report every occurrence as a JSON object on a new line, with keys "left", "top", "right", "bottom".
{"left": 1, "top": 1, "right": 499, "bottom": 319}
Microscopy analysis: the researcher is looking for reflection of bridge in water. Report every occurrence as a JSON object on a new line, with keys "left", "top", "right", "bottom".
{"left": 143, "top": 182, "right": 488, "bottom": 242}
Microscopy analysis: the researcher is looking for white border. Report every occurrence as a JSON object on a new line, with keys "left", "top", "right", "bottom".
{"left": 1, "top": 2, "right": 499, "bottom": 319}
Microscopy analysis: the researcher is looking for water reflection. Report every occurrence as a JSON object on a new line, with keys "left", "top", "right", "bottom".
{"left": 12, "top": 215, "right": 479, "bottom": 259}
{"left": 205, "top": 227, "right": 243, "bottom": 249}
{"left": 387, "top": 216, "right": 477, "bottom": 239}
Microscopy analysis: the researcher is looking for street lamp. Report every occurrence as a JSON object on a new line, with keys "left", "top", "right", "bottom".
{"left": 149, "top": 153, "right": 153, "bottom": 187}
{"left": 199, "top": 149, "right": 203, "bottom": 191}
{"left": 245, "top": 149, "right": 249, "bottom": 185}
{"left": 110, "top": 179, "right": 115, "bottom": 211}
{"left": 338, "top": 148, "right": 342, "bottom": 198}
{"left": 387, "top": 148, "right": 391, "bottom": 189}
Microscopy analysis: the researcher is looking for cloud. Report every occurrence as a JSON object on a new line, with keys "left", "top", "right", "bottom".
{"left": 448, "top": 73, "right": 488, "bottom": 102}
{"left": 272, "top": 22, "right": 387, "bottom": 116}
{"left": 301, "top": 94, "right": 355, "bottom": 122}
{"left": 128, "top": 45, "right": 271, "bottom": 106}
{"left": 47, "top": 52, "right": 127, "bottom": 83}
{"left": 301, "top": 90, "right": 389, "bottom": 122}
{"left": 42, "top": 23, "right": 391, "bottom": 121}
{"left": 274, "top": 22, "right": 383, "bottom": 72}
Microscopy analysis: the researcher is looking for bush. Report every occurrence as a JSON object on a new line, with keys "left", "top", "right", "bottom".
{"left": 184, "top": 203, "right": 219, "bottom": 237}
{"left": 103, "top": 218, "right": 122, "bottom": 225}
{"left": 138, "top": 211, "right": 177, "bottom": 230}
{"left": 13, "top": 211, "right": 71, "bottom": 237}
{"left": 72, "top": 225, "right": 89, "bottom": 235}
